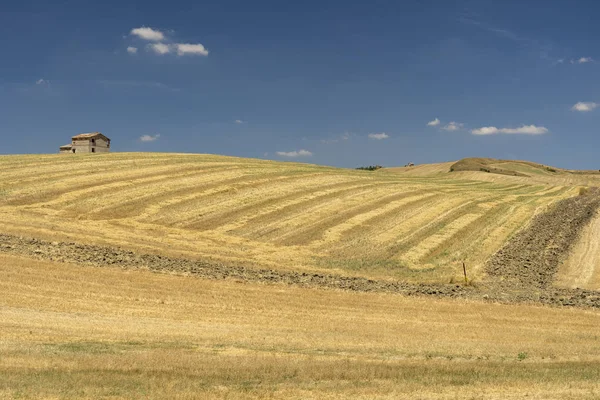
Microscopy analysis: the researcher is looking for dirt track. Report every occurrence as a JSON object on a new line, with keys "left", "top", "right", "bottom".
{"left": 1, "top": 189, "right": 600, "bottom": 308}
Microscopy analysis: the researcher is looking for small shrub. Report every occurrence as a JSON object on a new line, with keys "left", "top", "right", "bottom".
{"left": 517, "top": 352, "right": 528, "bottom": 361}
{"left": 356, "top": 165, "right": 383, "bottom": 171}
{"left": 546, "top": 167, "right": 557, "bottom": 173}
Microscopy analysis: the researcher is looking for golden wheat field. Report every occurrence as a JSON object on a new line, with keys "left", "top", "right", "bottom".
{"left": 2, "top": 253, "right": 600, "bottom": 399}
{"left": 0, "top": 153, "right": 592, "bottom": 283}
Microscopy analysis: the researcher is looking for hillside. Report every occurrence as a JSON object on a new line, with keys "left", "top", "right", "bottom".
{"left": 0, "top": 152, "right": 592, "bottom": 284}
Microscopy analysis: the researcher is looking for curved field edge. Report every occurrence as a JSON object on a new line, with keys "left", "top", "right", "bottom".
{"left": 1, "top": 230, "right": 599, "bottom": 308}
{"left": 0, "top": 152, "right": 587, "bottom": 283}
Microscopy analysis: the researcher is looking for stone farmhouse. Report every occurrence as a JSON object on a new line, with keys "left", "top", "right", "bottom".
{"left": 59, "top": 133, "right": 111, "bottom": 154}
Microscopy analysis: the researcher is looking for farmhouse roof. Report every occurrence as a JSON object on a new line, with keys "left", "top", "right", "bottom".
{"left": 59, "top": 144, "right": 73, "bottom": 149}
{"left": 72, "top": 132, "right": 110, "bottom": 140}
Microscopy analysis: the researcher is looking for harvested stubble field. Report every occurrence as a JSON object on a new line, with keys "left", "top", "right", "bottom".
{"left": 1, "top": 253, "right": 600, "bottom": 399}
{"left": 2, "top": 153, "right": 600, "bottom": 399}
{"left": 0, "top": 153, "right": 591, "bottom": 283}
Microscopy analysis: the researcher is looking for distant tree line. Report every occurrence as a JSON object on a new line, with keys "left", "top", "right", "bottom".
{"left": 356, "top": 165, "right": 383, "bottom": 171}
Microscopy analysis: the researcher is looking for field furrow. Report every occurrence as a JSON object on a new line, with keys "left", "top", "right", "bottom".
{"left": 277, "top": 189, "right": 433, "bottom": 246}
{"left": 0, "top": 153, "right": 590, "bottom": 283}
{"left": 183, "top": 179, "right": 369, "bottom": 231}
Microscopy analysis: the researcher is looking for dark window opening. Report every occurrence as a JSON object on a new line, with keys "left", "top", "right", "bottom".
{"left": 92, "top": 147, "right": 95, "bottom": 153}
{"left": 72, "top": 149, "right": 76, "bottom": 153}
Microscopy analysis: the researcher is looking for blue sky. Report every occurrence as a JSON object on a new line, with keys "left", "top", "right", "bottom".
{"left": 1, "top": 0, "right": 599, "bottom": 169}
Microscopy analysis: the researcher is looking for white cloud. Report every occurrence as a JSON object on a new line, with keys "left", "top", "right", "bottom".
{"left": 441, "top": 122, "right": 464, "bottom": 131}
{"left": 368, "top": 132, "right": 389, "bottom": 140}
{"left": 234, "top": 119, "right": 244, "bottom": 124}
{"left": 276, "top": 149, "right": 313, "bottom": 157}
{"left": 131, "top": 27, "right": 165, "bottom": 41}
{"left": 571, "top": 102, "right": 598, "bottom": 112}
{"left": 427, "top": 118, "right": 440, "bottom": 126}
{"left": 470, "top": 126, "right": 500, "bottom": 135}
{"left": 175, "top": 43, "right": 209, "bottom": 56}
{"left": 140, "top": 134, "right": 161, "bottom": 142}
{"left": 471, "top": 125, "right": 548, "bottom": 135}
{"left": 577, "top": 57, "right": 592, "bottom": 64}
{"left": 149, "top": 43, "right": 170, "bottom": 55}
{"left": 127, "top": 46, "right": 138, "bottom": 54}
{"left": 36, "top": 79, "right": 47, "bottom": 85}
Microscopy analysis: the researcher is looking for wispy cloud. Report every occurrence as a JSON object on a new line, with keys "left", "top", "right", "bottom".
{"left": 321, "top": 132, "right": 352, "bottom": 144}
{"left": 471, "top": 125, "right": 548, "bottom": 135}
{"left": 441, "top": 122, "right": 464, "bottom": 132}
{"left": 98, "top": 80, "right": 180, "bottom": 92}
{"left": 427, "top": 118, "right": 440, "bottom": 126}
{"left": 35, "top": 78, "right": 47, "bottom": 85}
{"left": 368, "top": 132, "right": 389, "bottom": 140}
{"left": 131, "top": 27, "right": 165, "bottom": 41}
{"left": 127, "top": 46, "right": 138, "bottom": 54}
{"left": 572, "top": 102, "right": 598, "bottom": 112}
{"left": 175, "top": 43, "right": 209, "bottom": 56}
{"left": 458, "top": 15, "right": 559, "bottom": 63}
{"left": 149, "top": 43, "right": 171, "bottom": 55}
{"left": 459, "top": 16, "right": 524, "bottom": 43}
{"left": 140, "top": 134, "right": 161, "bottom": 142}
{"left": 234, "top": 119, "right": 245, "bottom": 124}
{"left": 571, "top": 57, "right": 593, "bottom": 64}
{"left": 276, "top": 149, "right": 313, "bottom": 157}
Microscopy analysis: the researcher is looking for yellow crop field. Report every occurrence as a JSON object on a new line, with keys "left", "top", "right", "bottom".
{"left": 0, "top": 153, "right": 586, "bottom": 283}
{"left": 2, "top": 253, "right": 600, "bottom": 399}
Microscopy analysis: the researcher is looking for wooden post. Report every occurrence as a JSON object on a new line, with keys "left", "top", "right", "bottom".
{"left": 463, "top": 262, "right": 468, "bottom": 284}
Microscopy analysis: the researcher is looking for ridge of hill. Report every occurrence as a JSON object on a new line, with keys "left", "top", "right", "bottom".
{"left": 386, "top": 157, "right": 600, "bottom": 187}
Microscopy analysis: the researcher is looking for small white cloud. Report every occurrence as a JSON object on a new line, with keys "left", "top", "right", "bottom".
{"left": 127, "top": 46, "right": 138, "bottom": 54}
{"left": 140, "top": 134, "right": 161, "bottom": 142}
{"left": 234, "top": 119, "right": 244, "bottom": 124}
{"left": 175, "top": 43, "right": 209, "bottom": 56}
{"left": 149, "top": 43, "right": 170, "bottom": 55}
{"left": 131, "top": 27, "right": 165, "bottom": 41}
{"left": 471, "top": 125, "right": 548, "bottom": 135}
{"left": 571, "top": 102, "right": 598, "bottom": 112}
{"left": 441, "top": 122, "right": 464, "bottom": 131}
{"left": 471, "top": 126, "right": 500, "bottom": 135}
{"left": 427, "top": 118, "right": 441, "bottom": 126}
{"left": 36, "top": 78, "right": 47, "bottom": 85}
{"left": 577, "top": 57, "right": 593, "bottom": 64}
{"left": 276, "top": 149, "right": 313, "bottom": 157}
{"left": 368, "top": 132, "right": 389, "bottom": 140}
{"left": 321, "top": 132, "right": 352, "bottom": 144}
